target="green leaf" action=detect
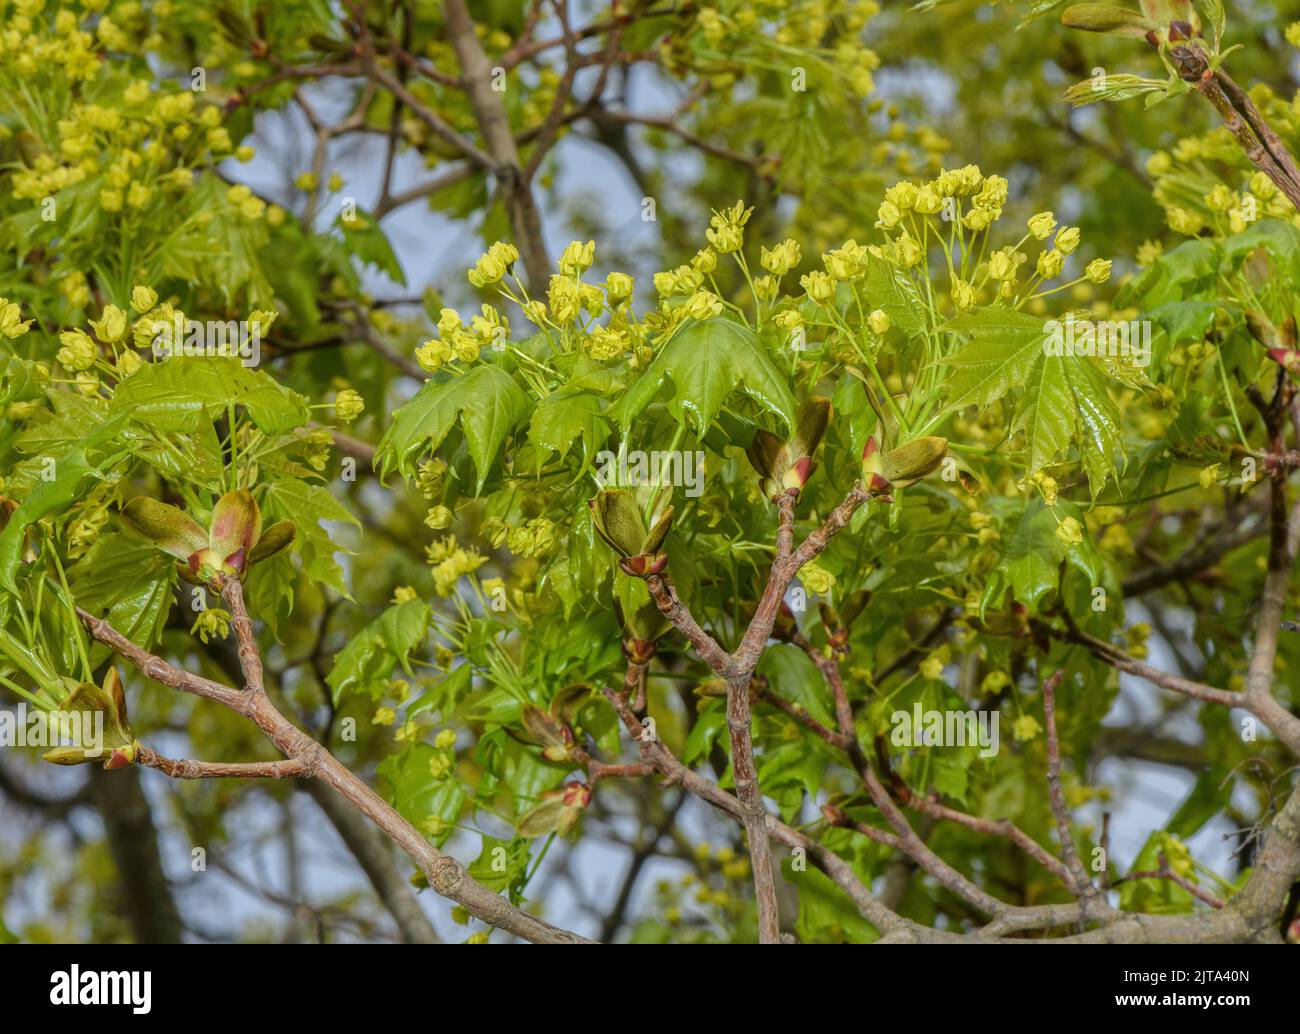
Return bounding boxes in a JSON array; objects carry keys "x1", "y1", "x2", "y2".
[
  {"x1": 112, "y1": 358, "x2": 310, "y2": 436},
  {"x1": 375, "y1": 363, "x2": 530, "y2": 490},
  {"x1": 1195, "y1": 0, "x2": 1225, "y2": 47},
  {"x1": 941, "y1": 306, "x2": 1121, "y2": 493},
  {"x1": 1061, "y1": 3, "x2": 1155, "y2": 36},
  {"x1": 611, "y1": 318, "x2": 796, "y2": 436},
  {"x1": 467, "y1": 835, "x2": 532, "y2": 900},
  {"x1": 376, "y1": 743, "x2": 465, "y2": 847},
  {"x1": 326, "y1": 597, "x2": 432, "y2": 704},
  {"x1": 69, "y1": 533, "x2": 176, "y2": 667},
  {"x1": 1117, "y1": 238, "x2": 1219, "y2": 308},
  {"x1": 1146, "y1": 300, "x2": 1218, "y2": 347},
  {"x1": 758, "y1": 643, "x2": 835, "y2": 728},
  {"x1": 528, "y1": 389, "x2": 609, "y2": 464},
  {"x1": 0, "y1": 352, "x2": 44, "y2": 407},
  {"x1": 979, "y1": 498, "x2": 1105, "y2": 615},
  {"x1": 1064, "y1": 73, "x2": 1163, "y2": 106},
  {"x1": 0, "y1": 447, "x2": 125, "y2": 593},
  {"x1": 259, "y1": 479, "x2": 358, "y2": 599},
  {"x1": 1220, "y1": 219, "x2": 1300, "y2": 281},
  {"x1": 785, "y1": 850, "x2": 879, "y2": 944},
  {"x1": 408, "y1": 663, "x2": 474, "y2": 719},
  {"x1": 860, "y1": 256, "x2": 928, "y2": 336},
  {"x1": 683, "y1": 704, "x2": 726, "y2": 765}
]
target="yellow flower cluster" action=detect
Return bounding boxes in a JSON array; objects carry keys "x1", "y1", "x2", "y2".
[
  {"x1": 679, "y1": 1, "x2": 881, "y2": 99},
  {"x1": 1147, "y1": 127, "x2": 1296, "y2": 237},
  {"x1": 0, "y1": 297, "x2": 33, "y2": 339},
  {"x1": 425, "y1": 535, "x2": 488, "y2": 596},
  {"x1": 416, "y1": 305, "x2": 510, "y2": 372}
]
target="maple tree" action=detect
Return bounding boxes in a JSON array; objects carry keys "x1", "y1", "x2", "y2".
[{"x1": 1, "y1": 0, "x2": 1299, "y2": 945}]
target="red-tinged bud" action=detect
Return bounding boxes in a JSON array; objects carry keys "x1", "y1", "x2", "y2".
[
  {"x1": 622, "y1": 639, "x2": 657, "y2": 664},
  {"x1": 785, "y1": 456, "x2": 814, "y2": 491},
  {"x1": 1010, "y1": 601, "x2": 1029, "y2": 623},
  {"x1": 829, "y1": 628, "x2": 850, "y2": 652},
  {"x1": 821, "y1": 803, "x2": 849, "y2": 827},
  {"x1": 1268, "y1": 348, "x2": 1300, "y2": 374},
  {"x1": 561, "y1": 782, "x2": 592, "y2": 809},
  {"x1": 618, "y1": 551, "x2": 670, "y2": 578},
  {"x1": 862, "y1": 435, "x2": 881, "y2": 466},
  {"x1": 105, "y1": 744, "x2": 137, "y2": 770},
  {"x1": 862, "y1": 435, "x2": 894, "y2": 494}
]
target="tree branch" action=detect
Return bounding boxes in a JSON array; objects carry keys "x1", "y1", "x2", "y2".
[{"x1": 76, "y1": 607, "x2": 592, "y2": 944}]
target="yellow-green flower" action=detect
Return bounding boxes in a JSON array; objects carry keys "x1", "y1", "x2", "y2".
[
  {"x1": 800, "y1": 562, "x2": 835, "y2": 595},
  {"x1": 425, "y1": 505, "x2": 453, "y2": 529},
  {"x1": 334, "y1": 388, "x2": 364, "y2": 422},
  {"x1": 605, "y1": 272, "x2": 634, "y2": 303},
  {"x1": 585, "y1": 324, "x2": 629, "y2": 360},
  {"x1": 950, "y1": 277, "x2": 976, "y2": 310},
  {"x1": 800, "y1": 270, "x2": 835, "y2": 306},
  {"x1": 0, "y1": 298, "x2": 33, "y2": 339},
  {"x1": 919, "y1": 654, "x2": 944, "y2": 680},
  {"x1": 682, "y1": 290, "x2": 723, "y2": 321},
  {"x1": 1055, "y1": 516, "x2": 1083, "y2": 546},
  {"x1": 1027, "y1": 211, "x2": 1056, "y2": 240},
  {"x1": 1085, "y1": 259, "x2": 1112, "y2": 284},
  {"x1": 191, "y1": 607, "x2": 232, "y2": 644},
  {"x1": 1036, "y1": 249, "x2": 1064, "y2": 279},
  {"x1": 57, "y1": 329, "x2": 98, "y2": 371},
  {"x1": 559, "y1": 239, "x2": 595, "y2": 276},
  {"x1": 761, "y1": 239, "x2": 801, "y2": 276}
]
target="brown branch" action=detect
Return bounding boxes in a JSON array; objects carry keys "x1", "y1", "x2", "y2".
[
  {"x1": 76, "y1": 607, "x2": 592, "y2": 944},
  {"x1": 1121, "y1": 509, "x2": 1265, "y2": 595},
  {"x1": 521, "y1": 0, "x2": 582, "y2": 183},
  {"x1": 1041, "y1": 669, "x2": 1104, "y2": 917},
  {"x1": 598, "y1": 684, "x2": 914, "y2": 938},
  {"x1": 907, "y1": 794, "x2": 1076, "y2": 888},
  {"x1": 643, "y1": 572, "x2": 731, "y2": 675},
  {"x1": 1051, "y1": 595, "x2": 1300, "y2": 758},
  {"x1": 443, "y1": 0, "x2": 551, "y2": 288},
  {"x1": 640, "y1": 481, "x2": 881, "y2": 942},
  {"x1": 1169, "y1": 45, "x2": 1300, "y2": 211},
  {"x1": 221, "y1": 578, "x2": 265, "y2": 695},
  {"x1": 1115, "y1": 853, "x2": 1226, "y2": 910},
  {"x1": 137, "y1": 748, "x2": 309, "y2": 780},
  {"x1": 374, "y1": 162, "x2": 475, "y2": 219}
]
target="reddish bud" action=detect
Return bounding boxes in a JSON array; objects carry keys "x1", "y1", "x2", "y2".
[
  {"x1": 622, "y1": 639, "x2": 657, "y2": 664},
  {"x1": 1268, "y1": 348, "x2": 1300, "y2": 374}
]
